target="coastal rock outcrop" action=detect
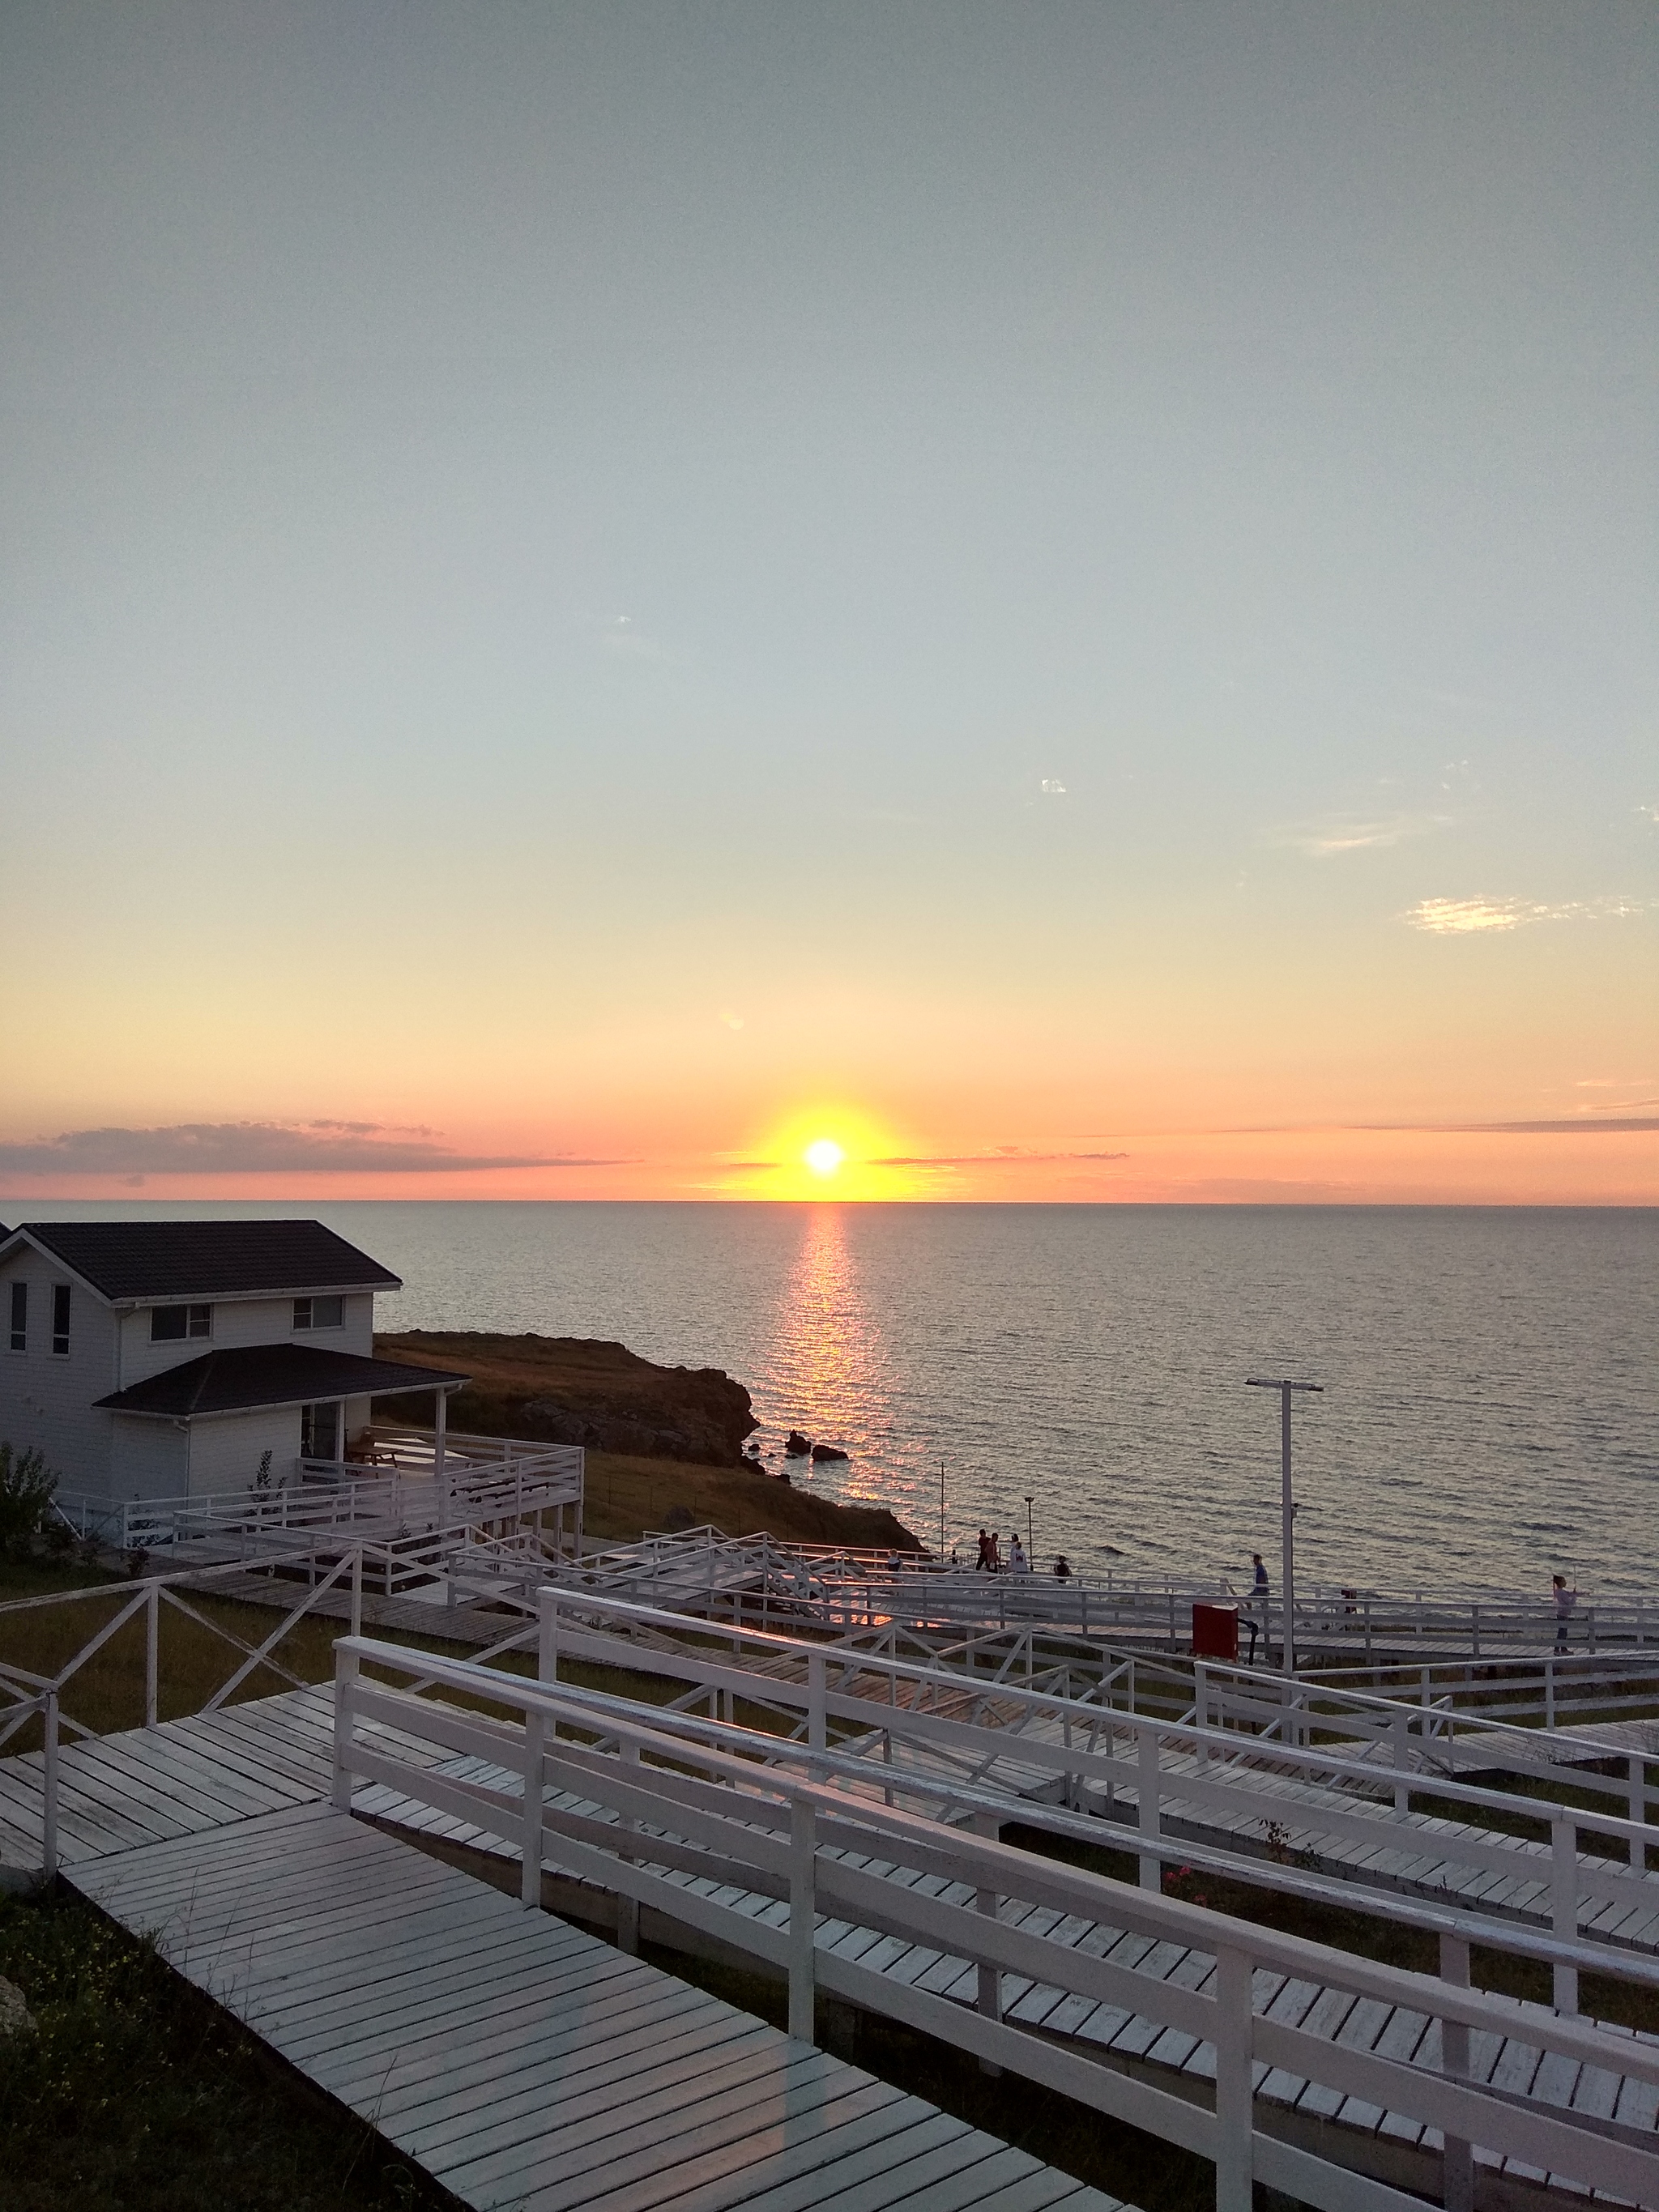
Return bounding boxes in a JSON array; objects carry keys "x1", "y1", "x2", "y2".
[
  {"x1": 809, "y1": 1442, "x2": 849, "y2": 1462},
  {"x1": 373, "y1": 1332, "x2": 759, "y2": 1468},
  {"x1": 784, "y1": 1430, "x2": 812, "y2": 1457}
]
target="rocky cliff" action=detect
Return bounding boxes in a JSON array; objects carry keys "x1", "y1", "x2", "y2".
[{"x1": 373, "y1": 1331, "x2": 759, "y2": 1467}]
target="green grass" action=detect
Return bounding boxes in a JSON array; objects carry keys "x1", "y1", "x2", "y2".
[{"x1": 0, "y1": 1886, "x2": 454, "y2": 2212}]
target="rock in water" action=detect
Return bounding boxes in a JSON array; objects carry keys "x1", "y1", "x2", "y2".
[
  {"x1": 784, "y1": 1430, "x2": 812, "y2": 1456},
  {"x1": 809, "y1": 1442, "x2": 849, "y2": 1462}
]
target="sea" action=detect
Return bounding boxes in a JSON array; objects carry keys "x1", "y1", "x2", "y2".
[{"x1": 11, "y1": 1201, "x2": 1656, "y2": 1599}]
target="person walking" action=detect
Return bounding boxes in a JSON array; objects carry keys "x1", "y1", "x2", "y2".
[
  {"x1": 1247, "y1": 1553, "x2": 1270, "y2": 1665},
  {"x1": 1009, "y1": 1533, "x2": 1028, "y2": 1576},
  {"x1": 1553, "y1": 1572, "x2": 1576, "y2": 1649},
  {"x1": 975, "y1": 1528, "x2": 995, "y2": 1572}
]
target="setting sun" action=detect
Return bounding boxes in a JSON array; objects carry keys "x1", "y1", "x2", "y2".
[{"x1": 804, "y1": 1138, "x2": 845, "y2": 1177}]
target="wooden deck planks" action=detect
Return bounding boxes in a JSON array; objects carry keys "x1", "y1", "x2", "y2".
[{"x1": 69, "y1": 1802, "x2": 1132, "y2": 2212}]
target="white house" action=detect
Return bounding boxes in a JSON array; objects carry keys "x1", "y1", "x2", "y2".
[{"x1": 0, "y1": 1219, "x2": 468, "y2": 1511}]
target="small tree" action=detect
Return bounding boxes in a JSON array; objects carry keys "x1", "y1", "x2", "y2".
[{"x1": 0, "y1": 1442, "x2": 58, "y2": 1558}]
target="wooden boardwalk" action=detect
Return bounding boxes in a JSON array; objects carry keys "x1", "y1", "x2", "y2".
[
  {"x1": 69, "y1": 1801, "x2": 1129, "y2": 2212},
  {"x1": 352, "y1": 1745, "x2": 1659, "y2": 2203}
]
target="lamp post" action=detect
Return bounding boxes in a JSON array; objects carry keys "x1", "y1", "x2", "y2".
[
  {"x1": 1023, "y1": 1494, "x2": 1034, "y2": 1562},
  {"x1": 1245, "y1": 1378, "x2": 1322, "y2": 1673},
  {"x1": 939, "y1": 1459, "x2": 947, "y2": 1558}
]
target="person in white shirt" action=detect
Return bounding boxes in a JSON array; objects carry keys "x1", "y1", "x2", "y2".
[{"x1": 1009, "y1": 1534, "x2": 1029, "y2": 1575}]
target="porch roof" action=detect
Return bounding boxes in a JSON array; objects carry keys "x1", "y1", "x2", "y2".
[{"x1": 95, "y1": 1345, "x2": 469, "y2": 1420}]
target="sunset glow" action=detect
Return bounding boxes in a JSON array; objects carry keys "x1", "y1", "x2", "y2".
[{"x1": 0, "y1": 14, "x2": 1652, "y2": 1210}]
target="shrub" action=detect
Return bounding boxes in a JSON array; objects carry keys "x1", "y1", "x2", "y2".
[{"x1": 0, "y1": 1443, "x2": 58, "y2": 1558}]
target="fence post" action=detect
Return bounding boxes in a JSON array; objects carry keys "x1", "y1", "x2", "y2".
[
  {"x1": 1391, "y1": 1708, "x2": 1410, "y2": 1816},
  {"x1": 1195, "y1": 1664, "x2": 1209, "y2": 1776},
  {"x1": 350, "y1": 1545, "x2": 363, "y2": 1641},
  {"x1": 787, "y1": 1795, "x2": 817, "y2": 2043},
  {"x1": 970, "y1": 1809, "x2": 1003, "y2": 2074},
  {"x1": 521, "y1": 1709, "x2": 544, "y2": 1907},
  {"x1": 1551, "y1": 1817, "x2": 1578, "y2": 2013},
  {"x1": 538, "y1": 1590, "x2": 558, "y2": 1682},
  {"x1": 1631, "y1": 1756, "x2": 1648, "y2": 1877},
  {"x1": 1213, "y1": 1944, "x2": 1253, "y2": 2212},
  {"x1": 807, "y1": 1652, "x2": 827, "y2": 1758},
  {"x1": 41, "y1": 1692, "x2": 59, "y2": 1879},
  {"x1": 1546, "y1": 1653, "x2": 1556, "y2": 1730},
  {"x1": 332, "y1": 1645, "x2": 359, "y2": 1812},
  {"x1": 1439, "y1": 1932, "x2": 1474, "y2": 2212},
  {"x1": 145, "y1": 1582, "x2": 160, "y2": 1729},
  {"x1": 1138, "y1": 1724, "x2": 1162, "y2": 1891}
]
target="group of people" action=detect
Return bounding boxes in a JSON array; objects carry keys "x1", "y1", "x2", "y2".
[{"x1": 962, "y1": 1528, "x2": 1073, "y2": 1579}]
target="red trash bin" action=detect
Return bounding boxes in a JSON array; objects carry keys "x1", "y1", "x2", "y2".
[{"x1": 1192, "y1": 1601, "x2": 1239, "y2": 1660}]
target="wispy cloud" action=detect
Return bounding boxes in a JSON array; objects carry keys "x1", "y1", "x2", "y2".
[
  {"x1": 597, "y1": 613, "x2": 663, "y2": 663},
  {"x1": 1405, "y1": 894, "x2": 1649, "y2": 935},
  {"x1": 871, "y1": 1149, "x2": 1129, "y2": 1167},
  {"x1": 1280, "y1": 812, "x2": 1451, "y2": 859},
  {"x1": 0, "y1": 1122, "x2": 625, "y2": 1176}
]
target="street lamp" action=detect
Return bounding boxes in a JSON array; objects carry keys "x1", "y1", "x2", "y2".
[
  {"x1": 1023, "y1": 1494, "x2": 1034, "y2": 1561},
  {"x1": 1245, "y1": 1377, "x2": 1323, "y2": 1673}
]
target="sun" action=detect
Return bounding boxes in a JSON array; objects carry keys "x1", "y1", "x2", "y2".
[{"x1": 804, "y1": 1138, "x2": 845, "y2": 1177}]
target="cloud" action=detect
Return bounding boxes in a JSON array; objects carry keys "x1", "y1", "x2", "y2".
[
  {"x1": 871, "y1": 1149, "x2": 1129, "y2": 1166},
  {"x1": 1038, "y1": 778, "x2": 1068, "y2": 796},
  {"x1": 1371, "y1": 1118, "x2": 1659, "y2": 1136},
  {"x1": 1282, "y1": 812, "x2": 1451, "y2": 859},
  {"x1": 598, "y1": 614, "x2": 663, "y2": 662},
  {"x1": 1405, "y1": 894, "x2": 1649, "y2": 934},
  {"x1": 0, "y1": 1122, "x2": 627, "y2": 1175}
]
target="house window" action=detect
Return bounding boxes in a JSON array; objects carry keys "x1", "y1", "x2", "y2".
[
  {"x1": 300, "y1": 1403, "x2": 339, "y2": 1460},
  {"x1": 293, "y1": 1295, "x2": 343, "y2": 1332},
  {"x1": 8, "y1": 1283, "x2": 24, "y2": 1353},
  {"x1": 151, "y1": 1303, "x2": 211, "y2": 1343},
  {"x1": 52, "y1": 1285, "x2": 70, "y2": 1356}
]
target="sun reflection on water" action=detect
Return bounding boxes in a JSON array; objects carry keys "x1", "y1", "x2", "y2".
[{"x1": 765, "y1": 1205, "x2": 893, "y2": 1506}]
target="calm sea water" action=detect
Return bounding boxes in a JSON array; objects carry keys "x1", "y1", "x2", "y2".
[{"x1": 15, "y1": 1201, "x2": 1656, "y2": 1597}]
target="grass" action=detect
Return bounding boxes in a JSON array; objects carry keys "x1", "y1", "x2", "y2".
[
  {"x1": 573, "y1": 1447, "x2": 923, "y2": 1553},
  {"x1": 0, "y1": 1886, "x2": 455, "y2": 2212}
]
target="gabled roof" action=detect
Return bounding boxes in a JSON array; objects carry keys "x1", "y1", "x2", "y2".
[
  {"x1": 95, "y1": 1344, "x2": 468, "y2": 1418},
  {"x1": 2, "y1": 1221, "x2": 401, "y2": 1304}
]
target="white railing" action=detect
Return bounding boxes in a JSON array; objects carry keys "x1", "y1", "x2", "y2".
[
  {"x1": 542, "y1": 1525, "x2": 1659, "y2": 1657},
  {"x1": 535, "y1": 1591, "x2": 1659, "y2": 2005},
  {"x1": 332, "y1": 1631, "x2": 1659, "y2": 2212},
  {"x1": 55, "y1": 1434, "x2": 582, "y2": 1553}
]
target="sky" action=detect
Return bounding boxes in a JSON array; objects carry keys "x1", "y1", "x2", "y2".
[{"x1": 2, "y1": 1, "x2": 1654, "y2": 1204}]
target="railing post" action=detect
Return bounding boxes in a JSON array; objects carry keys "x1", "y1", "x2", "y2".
[
  {"x1": 1213, "y1": 1944, "x2": 1253, "y2": 2212},
  {"x1": 538, "y1": 1589, "x2": 558, "y2": 1682},
  {"x1": 332, "y1": 1644, "x2": 360, "y2": 1812},
  {"x1": 145, "y1": 1581, "x2": 160, "y2": 1729},
  {"x1": 807, "y1": 1652, "x2": 826, "y2": 1758},
  {"x1": 1138, "y1": 1723, "x2": 1162, "y2": 1890},
  {"x1": 787, "y1": 1795, "x2": 817, "y2": 2043},
  {"x1": 1392, "y1": 1707, "x2": 1410, "y2": 1815},
  {"x1": 521, "y1": 1709, "x2": 544, "y2": 1907},
  {"x1": 1546, "y1": 1652, "x2": 1556, "y2": 1729},
  {"x1": 1631, "y1": 1755, "x2": 1648, "y2": 1877},
  {"x1": 971, "y1": 1809, "x2": 1003, "y2": 2074},
  {"x1": 41, "y1": 1692, "x2": 59, "y2": 1878},
  {"x1": 1551, "y1": 1816, "x2": 1578, "y2": 2013},
  {"x1": 1195, "y1": 1664, "x2": 1208, "y2": 1775},
  {"x1": 1439, "y1": 1931, "x2": 1474, "y2": 2212},
  {"x1": 350, "y1": 1545, "x2": 363, "y2": 1641}
]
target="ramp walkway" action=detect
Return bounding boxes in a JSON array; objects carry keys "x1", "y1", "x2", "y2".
[{"x1": 67, "y1": 1801, "x2": 1128, "y2": 2212}]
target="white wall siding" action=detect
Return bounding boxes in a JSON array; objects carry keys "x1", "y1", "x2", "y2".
[
  {"x1": 186, "y1": 1406, "x2": 303, "y2": 1497},
  {"x1": 109, "y1": 1417, "x2": 188, "y2": 1502},
  {"x1": 0, "y1": 1244, "x2": 117, "y2": 1492},
  {"x1": 117, "y1": 1287, "x2": 377, "y2": 1383}
]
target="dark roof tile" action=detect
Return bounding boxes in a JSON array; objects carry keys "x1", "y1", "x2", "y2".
[
  {"x1": 6, "y1": 1221, "x2": 400, "y2": 1302},
  {"x1": 95, "y1": 1344, "x2": 467, "y2": 1417}
]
